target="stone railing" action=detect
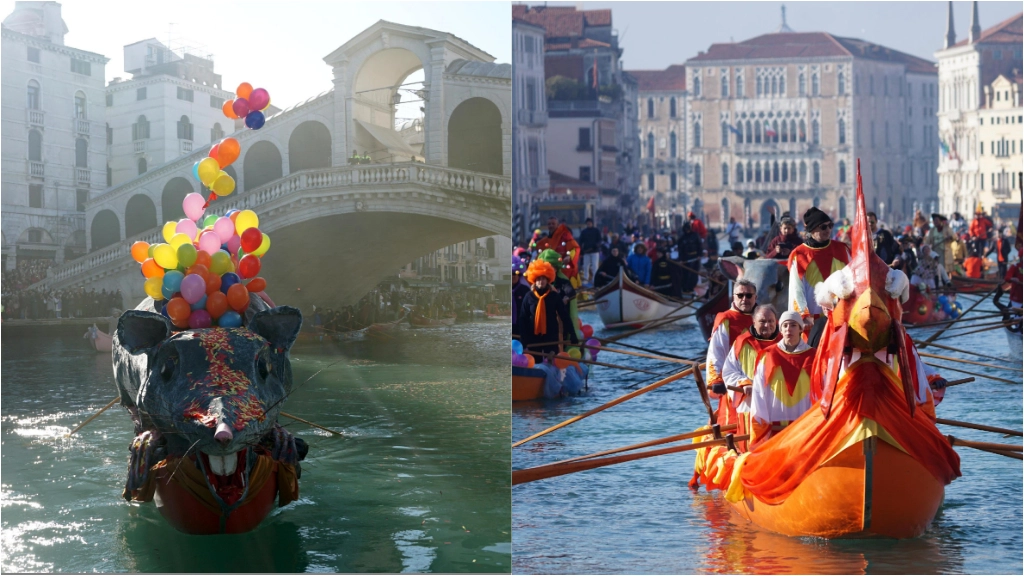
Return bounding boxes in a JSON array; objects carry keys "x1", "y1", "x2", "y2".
[
  {"x1": 27, "y1": 109, "x2": 44, "y2": 126},
  {"x1": 180, "y1": 140, "x2": 193, "y2": 155},
  {"x1": 733, "y1": 181, "x2": 821, "y2": 195},
  {"x1": 133, "y1": 140, "x2": 146, "y2": 154},
  {"x1": 74, "y1": 118, "x2": 90, "y2": 135},
  {"x1": 29, "y1": 160, "x2": 44, "y2": 178},
  {"x1": 75, "y1": 167, "x2": 90, "y2": 184},
  {"x1": 40, "y1": 162, "x2": 509, "y2": 289}
]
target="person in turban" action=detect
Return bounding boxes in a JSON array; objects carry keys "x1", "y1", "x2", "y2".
[{"x1": 519, "y1": 260, "x2": 578, "y2": 362}]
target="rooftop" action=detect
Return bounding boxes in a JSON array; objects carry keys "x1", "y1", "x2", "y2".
[
  {"x1": 952, "y1": 12, "x2": 1023, "y2": 48},
  {"x1": 512, "y1": 5, "x2": 612, "y2": 38},
  {"x1": 628, "y1": 64, "x2": 687, "y2": 91}
]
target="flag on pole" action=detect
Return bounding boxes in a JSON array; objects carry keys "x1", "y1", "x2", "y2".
[
  {"x1": 592, "y1": 50, "x2": 599, "y2": 89},
  {"x1": 939, "y1": 138, "x2": 950, "y2": 158},
  {"x1": 728, "y1": 123, "x2": 743, "y2": 136},
  {"x1": 764, "y1": 120, "x2": 777, "y2": 138},
  {"x1": 646, "y1": 195, "x2": 656, "y2": 214}
]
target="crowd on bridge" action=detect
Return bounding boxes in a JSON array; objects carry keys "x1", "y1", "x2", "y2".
[
  {"x1": 2, "y1": 260, "x2": 124, "y2": 320},
  {"x1": 308, "y1": 285, "x2": 500, "y2": 335}
]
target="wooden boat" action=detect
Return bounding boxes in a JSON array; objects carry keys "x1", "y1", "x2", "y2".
[
  {"x1": 950, "y1": 274, "x2": 1001, "y2": 294},
  {"x1": 409, "y1": 310, "x2": 456, "y2": 328},
  {"x1": 512, "y1": 366, "x2": 547, "y2": 401},
  {"x1": 485, "y1": 303, "x2": 512, "y2": 321},
  {"x1": 84, "y1": 325, "x2": 113, "y2": 352},
  {"x1": 593, "y1": 268, "x2": 684, "y2": 329}
]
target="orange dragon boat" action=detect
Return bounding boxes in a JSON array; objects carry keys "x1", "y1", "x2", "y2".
[{"x1": 695, "y1": 162, "x2": 961, "y2": 539}]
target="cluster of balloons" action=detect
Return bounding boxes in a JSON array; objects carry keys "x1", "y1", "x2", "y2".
[
  {"x1": 192, "y1": 137, "x2": 239, "y2": 199},
  {"x1": 937, "y1": 294, "x2": 963, "y2": 320},
  {"x1": 222, "y1": 82, "x2": 271, "y2": 130},
  {"x1": 131, "y1": 193, "x2": 272, "y2": 330},
  {"x1": 510, "y1": 340, "x2": 537, "y2": 368}
]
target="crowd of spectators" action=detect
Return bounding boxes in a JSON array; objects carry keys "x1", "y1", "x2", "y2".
[{"x1": 2, "y1": 259, "x2": 122, "y2": 320}]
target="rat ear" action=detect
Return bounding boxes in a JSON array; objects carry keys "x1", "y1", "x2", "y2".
[
  {"x1": 116, "y1": 310, "x2": 172, "y2": 353},
  {"x1": 249, "y1": 306, "x2": 303, "y2": 352}
]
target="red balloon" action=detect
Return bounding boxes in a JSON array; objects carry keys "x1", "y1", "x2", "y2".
[
  {"x1": 226, "y1": 283, "x2": 250, "y2": 312},
  {"x1": 205, "y1": 273, "x2": 222, "y2": 295},
  {"x1": 205, "y1": 291, "x2": 228, "y2": 319},
  {"x1": 581, "y1": 325, "x2": 594, "y2": 339},
  {"x1": 246, "y1": 277, "x2": 267, "y2": 292},
  {"x1": 167, "y1": 297, "x2": 191, "y2": 324},
  {"x1": 209, "y1": 144, "x2": 220, "y2": 160},
  {"x1": 238, "y1": 254, "x2": 262, "y2": 279},
  {"x1": 195, "y1": 250, "x2": 212, "y2": 270},
  {"x1": 240, "y1": 227, "x2": 263, "y2": 253}
]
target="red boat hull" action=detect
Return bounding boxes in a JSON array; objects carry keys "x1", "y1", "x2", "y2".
[{"x1": 152, "y1": 462, "x2": 280, "y2": 535}]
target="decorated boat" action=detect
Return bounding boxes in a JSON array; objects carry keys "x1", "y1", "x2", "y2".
[
  {"x1": 512, "y1": 366, "x2": 547, "y2": 401},
  {"x1": 83, "y1": 324, "x2": 113, "y2": 353},
  {"x1": 593, "y1": 268, "x2": 684, "y2": 329}
]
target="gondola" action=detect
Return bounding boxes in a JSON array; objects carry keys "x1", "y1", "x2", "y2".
[{"x1": 592, "y1": 268, "x2": 686, "y2": 329}]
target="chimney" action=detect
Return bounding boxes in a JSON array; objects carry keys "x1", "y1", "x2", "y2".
[
  {"x1": 944, "y1": 0, "x2": 956, "y2": 49},
  {"x1": 41, "y1": 2, "x2": 66, "y2": 46},
  {"x1": 969, "y1": 0, "x2": 981, "y2": 43}
]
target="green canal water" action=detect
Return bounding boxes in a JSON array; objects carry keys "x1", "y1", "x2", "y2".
[{"x1": 1, "y1": 322, "x2": 510, "y2": 573}]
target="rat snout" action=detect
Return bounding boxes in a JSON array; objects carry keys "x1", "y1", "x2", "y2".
[{"x1": 215, "y1": 421, "x2": 233, "y2": 445}]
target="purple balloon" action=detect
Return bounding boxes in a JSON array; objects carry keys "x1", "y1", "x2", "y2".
[
  {"x1": 511, "y1": 353, "x2": 528, "y2": 368},
  {"x1": 232, "y1": 97, "x2": 250, "y2": 118},
  {"x1": 248, "y1": 88, "x2": 270, "y2": 111},
  {"x1": 188, "y1": 309, "x2": 212, "y2": 329},
  {"x1": 180, "y1": 273, "x2": 206, "y2": 304},
  {"x1": 244, "y1": 110, "x2": 265, "y2": 130}
]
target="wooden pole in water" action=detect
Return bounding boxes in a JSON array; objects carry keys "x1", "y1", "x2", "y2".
[
  {"x1": 937, "y1": 418, "x2": 1022, "y2": 437},
  {"x1": 66, "y1": 397, "x2": 119, "y2": 437},
  {"x1": 917, "y1": 351, "x2": 1022, "y2": 373},
  {"x1": 916, "y1": 287, "x2": 997, "y2": 349},
  {"x1": 551, "y1": 424, "x2": 737, "y2": 465},
  {"x1": 279, "y1": 412, "x2": 344, "y2": 437},
  {"x1": 913, "y1": 340, "x2": 1013, "y2": 363},
  {"x1": 530, "y1": 351, "x2": 665, "y2": 375},
  {"x1": 947, "y1": 435, "x2": 1023, "y2": 453},
  {"x1": 511, "y1": 364, "x2": 704, "y2": 448},
  {"x1": 923, "y1": 362, "x2": 1019, "y2": 385}
]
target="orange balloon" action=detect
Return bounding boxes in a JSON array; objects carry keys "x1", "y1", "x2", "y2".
[
  {"x1": 226, "y1": 283, "x2": 249, "y2": 312},
  {"x1": 166, "y1": 297, "x2": 191, "y2": 323},
  {"x1": 222, "y1": 99, "x2": 238, "y2": 119},
  {"x1": 229, "y1": 212, "x2": 240, "y2": 224},
  {"x1": 246, "y1": 277, "x2": 267, "y2": 292},
  {"x1": 205, "y1": 273, "x2": 222, "y2": 295},
  {"x1": 553, "y1": 353, "x2": 571, "y2": 370},
  {"x1": 525, "y1": 354, "x2": 536, "y2": 368},
  {"x1": 205, "y1": 291, "x2": 228, "y2": 319},
  {"x1": 131, "y1": 241, "x2": 150, "y2": 263},
  {"x1": 236, "y1": 82, "x2": 253, "y2": 99},
  {"x1": 215, "y1": 138, "x2": 240, "y2": 168},
  {"x1": 186, "y1": 264, "x2": 210, "y2": 281},
  {"x1": 141, "y1": 258, "x2": 165, "y2": 279},
  {"x1": 194, "y1": 250, "x2": 212, "y2": 270}
]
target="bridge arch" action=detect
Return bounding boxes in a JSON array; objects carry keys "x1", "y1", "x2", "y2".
[
  {"x1": 448, "y1": 97, "x2": 502, "y2": 175},
  {"x1": 161, "y1": 177, "x2": 194, "y2": 223},
  {"x1": 91, "y1": 210, "x2": 121, "y2": 250},
  {"x1": 125, "y1": 194, "x2": 157, "y2": 237},
  {"x1": 289, "y1": 121, "x2": 332, "y2": 173},
  {"x1": 243, "y1": 141, "x2": 283, "y2": 192}
]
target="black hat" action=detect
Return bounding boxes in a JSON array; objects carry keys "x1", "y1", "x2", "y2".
[
  {"x1": 803, "y1": 207, "x2": 832, "y2": 231},
  {"x1": 930, "y1": 213, "x2": 946, "y2": 220}
]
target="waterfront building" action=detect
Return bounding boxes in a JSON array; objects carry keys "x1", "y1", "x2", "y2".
[{"x1": 512, "y1": 17, "x2": 549, "y2": 243}]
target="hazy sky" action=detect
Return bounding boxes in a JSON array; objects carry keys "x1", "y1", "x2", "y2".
[
  {"x1": 3, "y1": 1, "x2": 511, "y2": 109},
  {"x1": 544, "y1": 1, "x2": 1022, "y2": 71}
]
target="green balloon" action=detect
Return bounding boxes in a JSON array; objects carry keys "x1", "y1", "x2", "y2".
[
  {"x1": 177, "y1": 242, "x2": 198, "y2": 268},
  {"x1": 202, "y1": 214, "x2": 219, "y2": 229}
]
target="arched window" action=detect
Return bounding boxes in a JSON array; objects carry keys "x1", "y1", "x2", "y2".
[
  {"x1": 721, "y1": 74, "x2": 729, "y2": 98},
  {"x1": 763, "y1": 162, "x2": 771, "y2": 182},
  {"x1": 27, "y1": 80, "x2": 40, "y2": 110},
  {"x1": 812, "y1": 161, "x2": 821, "y2": 184},
  {"x1": 772, "y1": 120, "x2": 779, "y2": 143},
  {"x1": 838, "y1": 71, "x2": 846, "y2": 94},
  {"x1": 693, "y1": 73, "x2": 701, "y2": 97},
  {"x1": 780, "y1": 75, "x2": 786, "y2": 96},
  {"x1": 75, "y1": 138, "x2": 87, "y2": 168},
  {"x1": 693, "y1": 164, "x2": 702, "y2": 186},
  {"x1": 811, "y1": 119, "x2": 820, "y2": 144},
  {"x1": 177, "y1": 115, "x2": 193, "y2": 141},
  {"x1": 670, "y1": 132, "x2": 677, "y2": 157},
  {"x1": 693, "y1": 122, "x2": 701, "y2": 147},
  {"x1": 756, "y1": 76, "x2": 763, "y2": 97},
  {"x1": 722, "y1": 162, "x2": 729, "y2": 186},
  {"x1": 138, "y1": 157, "x2": 147, "y2": 175},
  {"x1": 745, "y1": 120, "x2": 752, "y2": 143},
  {"x1": 781, "y1": 119, "x2": 789, "y2": 143},
  {"x1": 799, "y1": 161, "x2": 807, "y2": 182},
  {"x1": 771, "y1": 76, "x2": 777, "y2": 96},
  {"x1": 736, "y1": 121, "x2": 744, "y2": 143},
  {"x1": 669, "y1": 97, "x2": 676, "y2": 118},
  {"x1": 754, "y1": 161, "x2": 762, "y2": 183},
  {"x1": 721, "y1": 122, "x2": 729, "y2": 147},
  {"x1": 811, "y1": 74, "x2": 820, "y2": 96},
  {"x1": 74, "y1": 91, "x2": 86, "y2": 119},
  {"x1": 28, "y1": 129, "x2": 42, "y2": 161},
  {"x1": 799, "y1": 74, "x2": 806, "y2": 96},
  {"x1": 746, "y1": 162, "x2": 753, "y2": 183},
  {"x1": 736, "y1": 162, "x2": 744, "y2": 183},
  {"x1": 133, "y1": 115, "x2": 149, "y2": 140},
  {"x1": 839, "y1": 160, "x2": 847, "y2": 184},
  {"x1": 670, "y1": 171, "x2": 677, "y2": 190},
  {"x1": 772, "y1": 161, "x2": 780, "y2": 182},
  {"x1": 737, "y1": 74, "x2": 744, "y2": 98},
  {"x1": 647, "y1": 98, "x2": 654, "y2": 119},
  {"x1": 754, "y1": 121, "x2": 762, "y2": 144},
  {"x1": 647, "y1": 132, "x2": 655, "y2": 157},
  {"x1": 798, "y1": 119, "x2": 806, "y2": 142},
  {"x1": 789, "y1": 119, "x2": 796, "y2": 142},
  {"x1": 838, "y1": 118, "x2": 846, "y2": 144},
  {"x1": 781, "y1": 162, "x2": 789, "y2": 182},
  {"x1": 839, "y1": 196, "x2": 847, "y2": 219},
  {"x1": 722, "y1": 198, "x2": 730, "y2": 225},
  {"x1": 647, "y1": 172, "x2": 655, "y2": 190},
  {"x1": 211, "y1": 122, "x2": 224, "y2": 142}
]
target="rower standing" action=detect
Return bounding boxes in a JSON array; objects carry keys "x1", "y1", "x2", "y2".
[
  {"x1": 748, "y1": 311, "x2": 815, "y2": 449},
  {"x1": 787, "y1": 207, "x2": 850, "y2": 331}
]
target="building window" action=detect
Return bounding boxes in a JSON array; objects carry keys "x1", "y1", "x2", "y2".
[
  {"x1": 772, "y1": 161, "x2": 780, "y2": 182},
  {"x1": 648, "y1": 172, "x2": 655, "y2": 190},
  {"x1": 138, "y1": 157, "x2": 148, "y2": 175},
  {"x1": 781, "y1": 120, "x2": 789, "y2": 143},
  {"x1": 736, "y1": 162, "x2": 744, "y2": 183},
  {"x1": 799, "y1": 161, "x2": 807, "y2": 182},
  {"x1": 721, "y1": 123, "x2": 729, "y2": 147},
  {"x1": 579, "y1": 166, "x2": 591, "y2": 182},
  {"x1": 75, "y1": 138, "x2": 88, "y2": 168},
  {"x1": 74, "y1": 91, "x2": 87, "y2": 119},
  {"x1": 839, "y1": 160, "x2": 847, "y2": 184},
  {"x1": 798, "y1": 74, "x2": 806, "y2": 97},
  {"x1": 838, "y1": 71, "x2": 846, "y2": 95},
  {"x1": 798, "y1": 120, "x2": 806, "y2": 142},
  {"x1": 29, "y1": 184, "x2": 43, "y2": 208},
  {"x1": 693, "y1": 122, "x2": 701, "y2": 147},
  {"x1": 578, "y1": 127, "x2": 591, "y2": 150},
  {"x1": 838, "y1": 118, "x2": 846, "y2": 144},
  {"x1": 811, "y1": 73, "x2": 819, "y2": 96},
  {"x1": 70, "y1": 58, "x2": 91, "y2": 75},
  {"x1": 721, "y1": 73, "x2": 729, "y2": 98},
  {"x1": 670, "y1": 171, "x2": 677, "y2": 190},
  {"x1": 781, "y1": 162, "x2": 789, "y2": 181},
  {"x1": 137, "y1": 87, "x2": 147, "y2": 101},
  {"x1": 722, "y1": 163, "x2": 729, "y2": 186},
  {"x1": 177, "y1": 115, "x2": 193, "y2": 141},
  {"x1": 693, "y1": 73, "x2": 701, "y2": 97},
  {"x1": 812, "y1": 119, "x2": 820, "y2": 144},
  {"x1": 884, "y1": 121, "x2": 890, "y2": 147},
  {"x1": 746, "y1": 162, "x2": 753, "y2": 182},
  {"x1": 647, "y1": 98, "x2": 654, "y2": 119},
  {"x1": 105, "y1": 93, "x2": 113, "y2": 106},
  {"x1": 736, "y1": 73, "x2": 744, "y2": 98},
  {"x1": 28, "y1": 129, "x2": 42, "y2": 161},
  {"x1": 211, "y1": 123, "x2": 225, "y2": 142},
  {"x1": 670, "y1": 132, "x2": 677, "y2": 157},
  {"x1": 28, "y1": 230, "x2": 43, "y2": 243},
  {"x1": 812, "y1": 162, "x2": 820, "y2": 184},
  {"x1": 177, "y1": 87, "x2": 194, "y2": 102},
  {"x1": 106, "y1": 123, "x2": 112, "y2": 145},
  {"x1": 754, "y1": 161, "x2": 762, "y2": 183},
  {"x1": 669, "y1": 97, "x2": 676, "y2": 118},
  {"x1": 106, "y1": 165, "x2": 111, "y2": 187},
  {"x1": 694, "y1": 164, "x2": 702, "y2": 187},
  {"x1": 646, "y1": 132, "x2": 654, "y2": 157},
  {"x1": 133, "y1": 115, "x2": 150, "y2": 140},
  {"x1": 27, "y1": 47, "x2": 40, "y2": 63},
  {"x1": 77, "y1": 188, "x2": 88, "y2": 211},
  {"x1": 27, "y1": 80, "x2": 40, "y2": 109},
  {"x1": 211, "y1": 95, "x2": 224, "y2": 109},
  {"x1": 762, "y1": 162, "x2": 770, "y2": 182}
]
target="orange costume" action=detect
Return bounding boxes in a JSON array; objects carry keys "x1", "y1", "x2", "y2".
[
  {"x1": 748, "y1": 342, "x2": 815, "y2": 449},
  {"x1": 717, "y1": 329, "x2": 781, "y2": 451},
  {"x1": 705, "y1": 308, "x2": 754, "y2": 388},
  {"x1": 536, "y1": 224, "x2": 581, "y2": 280},
  {"x1": 787, "y1": 240, "x2": 850, "y2": 320}
]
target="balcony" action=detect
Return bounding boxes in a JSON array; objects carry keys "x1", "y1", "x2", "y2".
[
  {"x1": 733, "y1": 180, "x2": 821, "y2": 196},
  {"x1": 993, "y1": 187, "x2": 1013, "y2": 199},
  {"x1": 73, "y1": 118, "x2": 90, "y2": 135},
  {"x1": 732, "y1": 141, "x2": 817, "y2": 155},
  {"x1": 547, "y1": 100, "x2": 618, "y2": 118},
  {"x1": 28, "y1": 160, "x2": 44, "y2": 178},
  {"x1": 75, "y1": 167, "x2": 90, "y2": 185},
  {"x1": 517, "y1": 109, "x2": 547, "y2": 126},
  {"x1": 26, "y1": 109, "x2": 44, "y2": 127},
  {"x1": 133, "y1": 140, "x2": 146, "y2": 154},
  {"x1": 179, "y1": 139, "x2": 193, "y2": 155}
]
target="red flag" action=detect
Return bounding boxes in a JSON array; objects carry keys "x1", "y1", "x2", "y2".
[
  {"x1": 646, "y1": 195, "x2": 655, "y2": 213},
  {"x1": 592, "y1": 51, "x2": 598, "y2": 89}
]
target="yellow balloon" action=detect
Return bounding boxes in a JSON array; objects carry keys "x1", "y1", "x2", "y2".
[
  {"x1": 252, "y1": 233, "x2": 271, "y2": 257},
  {"x1": 152, "y1": 243, "x2": 178, "y2": 269},
  {"x1": 234, "y1": 210, "x2": 259, "y2": 235},
  {"x1": 144, "y1": 277, "x2": 163, "y2": 299},
  {"x1": 162, "y1": 221, "x2": 177, "y2": 243},
  {"x1": 197, "y1": 157, "x2": 220, "y2": 187},
  {"x1": 211, "y1": 172, "x2": 236, "y2": 196},
  {"x1": 169, "y1": 233, "x2": 192, "y2": 250},
  {"x1": 210, "y1": 251, "x2": 232, "y2": 275}
]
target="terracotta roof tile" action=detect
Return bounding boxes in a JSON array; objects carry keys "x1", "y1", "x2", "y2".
[
  {"x1": 953, "y1": 12, "x2": 1023, "y2": 47},
  {"x1": 511, "y1": 5, "x2": 612, "y2": 39},
  {"x1": 627, "y1": 65, "x2": 687, "y2": 91},
  {"x1": 832, "y1": 36, "x2": 937, "y2": 74}
]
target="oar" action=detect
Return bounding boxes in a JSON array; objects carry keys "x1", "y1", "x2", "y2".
[
  {"x1": 279, "y1": 412, "x2": 344, "y2": 437},
  {"x1": 924, "y1": 362, "x2": 1019, "y2": 385},
  {"x1": 512, "y1": 364, "x2": 703, "y2": 448},
  {"x1": 529, "y1": 351, "x2": 664, "y2": 375},
  {"x1": 947, "y1": 435, "x2": 1023, "y2": 460},
  {"x1": 907, "y1": 311, "x2": 1012, "y2": 329},
  {"x1": 65, "y1": 397, "x2": 119, "y2": 437},
  {"x1": 917, "y1": 351, "x2": 1022, "y2": 373},
  {"x1": 913, "y1": 340, "x2": 1013, "y2": 363},
  {"x1": 512, "y1": 434, "x2": 749, "y2": 485},
  {"x1": 583, "y1": 344, "x2": 697, "y2": 365},
  {"x1": 917, "y1": 287, "x2": 997, "y2": 349},
  {"x1": 936, "y1": 418, "x2": 1022, "y2": 437},
  {"x1": 551, "y1": 425, "x2": 737, "y2": 465},
  {"x1": 595, "y1": 339, "x2": 693, "y2": 361},
  {"x1": 928, "y1": 320, "x2": 1018, "y2": 342},
  {"x1": 943, "y1": 377, "x2": 976, "y2": 387},
  {"x1": 603, "y1": 311, "x2": 696, "y2": 343}
]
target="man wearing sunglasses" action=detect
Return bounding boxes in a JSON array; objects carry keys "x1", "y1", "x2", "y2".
[
  {"x1": 787, "y1": 207, "x2": 851, "y2": 329},
  {"x1": 705, "y1": 279, "x2": 758, "y2": 420}
]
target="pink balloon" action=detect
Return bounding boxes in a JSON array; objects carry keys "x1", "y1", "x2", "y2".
[
  {"x1": 198, "y1": 230, "x2": 221, "y2": 254},
  {"x1": 188, "y1": 309, "x2": 212, "y2": 329},
  {"x1": 176, "y1": 218, "x2": 198, "y2": 240},
  {"x1": 248, "y1": 88, "x2": 270, "y2": 111},
  {"x1": 180, "y1": 273, "x2": 206, "y2": 304},
  {"x1": 232, "y1": 98, "x2": 250, "y2": 118},
  {"x1": 213, "y1": 217, "x2": 235, "y2": 244},
  {"x1": 182, "y1": 193, "x2": 205, "y2": 222},
  {"x1": 227, "y1": 233, "x2": 241, "y2": 256}
]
